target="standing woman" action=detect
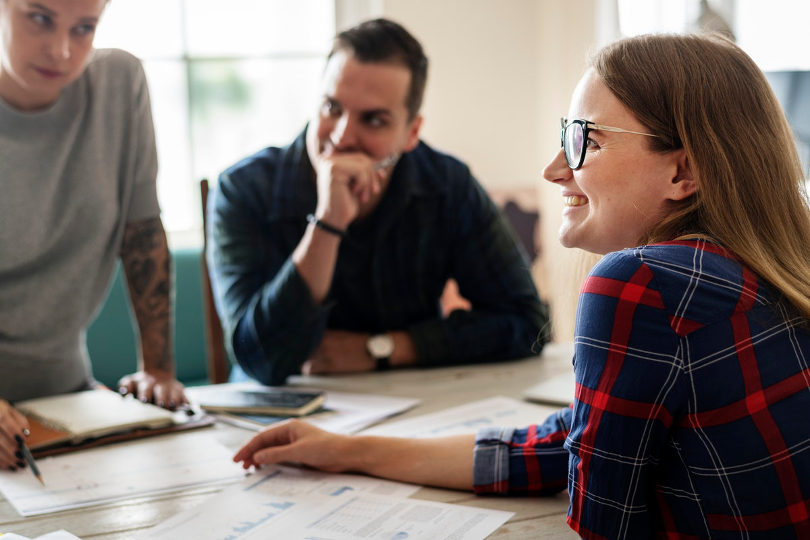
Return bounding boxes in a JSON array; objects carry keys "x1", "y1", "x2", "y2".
[
  {"x1": 0, "y1": 0, "x2": 186, "y2": 470},
  {"x1": 234, "y1": 33, "x2": 810, "y2": 539}
]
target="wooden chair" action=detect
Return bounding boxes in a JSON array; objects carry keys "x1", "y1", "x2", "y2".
[{"x1": 200, "y1": 179, "x2": 230, "y2": 383}]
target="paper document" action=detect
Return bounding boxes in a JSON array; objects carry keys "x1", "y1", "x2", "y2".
[
  {"x1": 189, "y1": 384, "x2": 419, "y2": 434},
  {"x1": 0, "y1": 532, "x2": 81, "y2": 540},
  {"x1": 143, "y1": 466, "x2": 511, "y2": 540},
  {"x1": 522, "y1": 370, "x2": 575, "y2": 406},
  {"x1": 362, "y1": 396, "x2": 561, "y2": 438},
  {"x1": 0, "y1": 431, "x2": 245, "y2": 516}
]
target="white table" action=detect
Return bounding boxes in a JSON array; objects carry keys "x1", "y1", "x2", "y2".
[{"x1": 0, "y1": 343, "x2": 578, "y2": 539}]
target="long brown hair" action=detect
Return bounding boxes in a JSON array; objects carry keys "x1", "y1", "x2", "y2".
[{"x1": 592, "y1": 33, "x2": 810, "y2": 318}]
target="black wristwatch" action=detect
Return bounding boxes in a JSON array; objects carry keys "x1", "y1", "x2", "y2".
[{"x1": 366, "y1": 334, "x2": 394, "y2": 371}]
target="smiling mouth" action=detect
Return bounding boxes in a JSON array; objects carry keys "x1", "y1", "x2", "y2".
[
  {"x1": 564, "y1": 195, "x2": 588, "y2": 207},
  {"x1": 34, "y1": 67, "x2": 64, "y2": 79}
]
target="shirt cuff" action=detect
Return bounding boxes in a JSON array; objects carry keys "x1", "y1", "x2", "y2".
[
  {"x1": 473, "y1": 426, "x2": 515, "y2": 494},
  {"x1": 408, "y1": 318, "x2": 451, "y2": 366}
]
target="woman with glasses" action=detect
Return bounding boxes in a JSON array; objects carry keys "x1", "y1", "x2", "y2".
[
  {"x1": 0, "y1": 0, "x2": 186, "y2": 470},
  {"x1": 235, "y1": 33, "x2": 810, "y2": 538}
]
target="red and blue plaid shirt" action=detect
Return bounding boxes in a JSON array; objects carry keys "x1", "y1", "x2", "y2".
[{"x1": 474, "y1": 239, "x2": 810, "y2": 539}]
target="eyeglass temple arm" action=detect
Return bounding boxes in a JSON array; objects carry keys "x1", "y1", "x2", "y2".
[{"x1": 588, "y1": 123, "x2": 658, "y2": 138}]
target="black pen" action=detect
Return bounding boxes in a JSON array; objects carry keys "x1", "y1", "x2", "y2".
[{"x1": 19, "y1": 435, "x2": 44, "y2": 486}]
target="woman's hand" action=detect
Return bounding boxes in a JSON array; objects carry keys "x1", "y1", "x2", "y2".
[
  {"x1": 233, "y1": 420, "x2": 354, "y2": 473},
  {"x1": 234, "y1": 420, "x2": 476, "y2": 491},
  {"x1": 116, "y1": 370, "x2": 187, "y2": 410},
  {"x1": 0, "y1": 399, "x2": 29, "y2": 470}
]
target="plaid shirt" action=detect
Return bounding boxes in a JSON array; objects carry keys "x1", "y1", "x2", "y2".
[
  {"x1": 474, "y1": 240, "x2": 810, "y2": 539},
  {"x1": 208, "y1": 129, "x2": 549, "y2": 385}
]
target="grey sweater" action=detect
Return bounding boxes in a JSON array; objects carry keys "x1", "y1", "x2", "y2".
[{"x1": 0, "y1": 49, "x2": 160, "y2": 401}]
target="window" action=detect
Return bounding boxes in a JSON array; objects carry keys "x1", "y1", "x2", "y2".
[
  {"x1": 616, "y1": 0, "x2": 810, "y2": 179},
  {"x1": 94, "y1": 0, "x2": 335, "y2": 245}
]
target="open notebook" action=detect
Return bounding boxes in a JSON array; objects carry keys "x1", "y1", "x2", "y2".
[{"x1": 16, "y1": 388, "x2": 177, "y2": 451}]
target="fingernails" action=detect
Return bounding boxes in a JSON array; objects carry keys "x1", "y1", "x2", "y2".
[
  {"x1": 8, "y1": 466, "x2": 16, "y2": 472},
  {"x1": 118, "y1": 387, "x2": 128, "y2": 396},
  {"x1": 22, "y1": 428, "x2": 30, "y2": 437},
  {"x1": 16, "y1": 461, "x2": 25, "y2": 468},
  {"x1": 14, "y1": 435, "x2": 22, "y2": 446},
  {"x1": 14, "y1": 451, "x2": 22, "y2": 459}
]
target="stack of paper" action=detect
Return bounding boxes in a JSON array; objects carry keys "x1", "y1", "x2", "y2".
[
  {"x1": 141, "y1": 465, "x2": 513, "y2": 540},
  {"x1": 362, "y1": 396, "x2": 560, "y2": 438},
  {"x1": 0, "y1": 431, "x2": 245, "y2": 516},
  {"x1": 0, "y1": 531, "x2": 81, "y2": 540}
]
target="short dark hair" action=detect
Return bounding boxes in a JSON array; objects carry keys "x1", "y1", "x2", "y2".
[{"x1": 329, "y1": 18, "x2": 428, "y2": 120}]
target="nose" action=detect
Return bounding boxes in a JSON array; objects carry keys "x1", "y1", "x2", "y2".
[
  {"x1": 542, "y1": 149, "x2": 572, "y2": 184},
  {"x1": 329, "y1": 114, "x2": 359, "y2": 151},
  {"x1": 46, "y1": 32, "x2": 71, "y2": 61}
]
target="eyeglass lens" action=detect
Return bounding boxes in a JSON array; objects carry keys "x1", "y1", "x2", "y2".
[{"x1": 563, "y1": 122, "x2": 584, "y2": 169}]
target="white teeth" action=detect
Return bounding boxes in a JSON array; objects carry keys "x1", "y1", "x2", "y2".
[{"x1": 564, "y1": 195, "x2": 588, "y2": 207}]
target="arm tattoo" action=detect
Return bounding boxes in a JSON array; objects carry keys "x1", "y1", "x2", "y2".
[{"x1": 121, "y1": 217, "x2": 174, "y2": 373}]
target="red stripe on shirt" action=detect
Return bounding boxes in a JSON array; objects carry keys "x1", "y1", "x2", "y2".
[
  {"x1": 730, "y1": 267, "x2": 808, "y2": 537},
  {"x1": 708, "y1": 498, "x2": 810, "y2": 531},
  {"x1": 581, "y1": 276, "x2": 665, "y2": 309},
  {"x1": 575, "y1": 383, "x2": 674, "y2": 425},
  {"x1": 571, "y1": 263, "x2": 656, "y2": 526},
  {"x1": 681, "y1": 367, "x2": 810, "y2": 427}
]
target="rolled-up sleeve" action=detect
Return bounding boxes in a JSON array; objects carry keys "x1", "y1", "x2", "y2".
[{"x1": 473, "y1": 407, "x2": 571, "y2": 495}]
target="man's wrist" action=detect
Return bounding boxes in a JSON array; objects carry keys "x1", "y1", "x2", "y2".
[
  {"x1": 367, "y1": 333, "x2": 394, "y2": 371},
  {"x1": 307, "y1": 214, "x2": 347, "y2": 238}
]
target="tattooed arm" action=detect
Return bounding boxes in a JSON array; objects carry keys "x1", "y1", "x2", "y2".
[{"x1": 117, "y1": 217, "x2": 186, "y2": 408}]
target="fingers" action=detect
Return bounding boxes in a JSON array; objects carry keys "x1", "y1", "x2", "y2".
[
  {"x1": 136, "y1": 378, "x2": 154, "y2": 404},
  {"x1": 316, "y1": 153, "x2": 387, "y2": 214},
  {"x1": 117, "y1": 375, "x2": 137, "y2": 397},
  {"x1": 0, "y1": 401, "x2": 29, "y2": 470},
  {"x1": 150, "y1": 381, "x2": 188, "y2": 410},
  {"x1": 117, "y1": 373, "x2": 187, "y2": 410},
  {"x1": 233, "y1": 420, "x2": 301, "y2": 468}
]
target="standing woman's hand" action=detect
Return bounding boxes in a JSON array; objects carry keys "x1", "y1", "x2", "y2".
[{"x1": 0, "y1": 399, "x2": 30, "y2": 470}]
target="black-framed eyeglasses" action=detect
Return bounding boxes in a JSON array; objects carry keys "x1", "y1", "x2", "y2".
[{"x1": 560, "y1": 117, "x2": 658, "y2": 170}]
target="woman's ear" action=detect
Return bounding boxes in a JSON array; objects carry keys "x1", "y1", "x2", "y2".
[{"x1": 669, "y1": 149, "x2": 697, "y2": 201}]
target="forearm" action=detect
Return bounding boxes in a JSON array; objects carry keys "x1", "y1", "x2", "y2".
[
  {"x1": 121, "y1": 217, "x2": 174, "y2": 374},
  {"x1": 292, "y1": 222, "x2": 342, "y2": 304},
  {"x1": 411, "y1": 309, "x2": 544, "y2": 367},
  {"x1": 231, "y1": 306, "x2": 326, "y2": 384},
  {"x1": 345, "y1": 434, "x2": 475, "y2": 490}
]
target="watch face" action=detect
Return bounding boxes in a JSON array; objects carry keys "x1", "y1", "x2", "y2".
[{"x1": 367, "y1": 334, "x2": 394, "y2": 358}]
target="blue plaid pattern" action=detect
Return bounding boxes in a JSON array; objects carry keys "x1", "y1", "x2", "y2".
[{"x1": 474, "y1": 240, "x2": 810, "y2": 539}]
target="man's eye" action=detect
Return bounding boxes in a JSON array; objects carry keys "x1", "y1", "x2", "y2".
[
  {"x1": 29, "y1": 12, "x2": 53, "y2": 27},
  {"x1": 322, "y1": 100, "x2": 341, "y2": 116},
  {"x1": 364, "y1": 115, "x2": 387, "y2": 128},
  {"x1": 585, "y1": 138, "x2": 599, "y2": 150},
  {"x1": 73, "y1": 24, "x2": 97, "y2": 37}
]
